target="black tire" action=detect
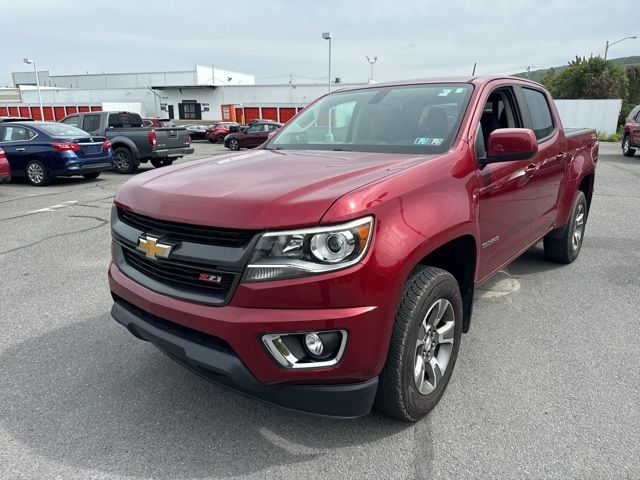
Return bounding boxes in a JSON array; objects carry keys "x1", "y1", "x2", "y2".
[
  {"x1": 150, "y1": 158, "x2": 174, "y2": 168},
  {"x1": 113, "y1": 147, "x2": 137, "y2": 174},
  {"x1": 217, "y1": 134, "x2": 226, "y2": 144},
  {"x1": 228, "y1": 138, "x2": 240, "y2": 151},
  {"x1": 543, "y1": 190, "x2": 587, "y2": 263},
  {"x1": 25, "y1": 160, "x2": 52, "y2": 186},
  {"x1": 375, "y1": 266, "x2": 463, "y2": 422},
  {"x1": 82, "y1": 172, "x2": 100, "y2": 180},
  {"x1": 622, "y1": 135, "x2": 636, "y2": 157}
]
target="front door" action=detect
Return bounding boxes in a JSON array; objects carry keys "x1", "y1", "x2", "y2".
[
  {"x1": 474, "y1": 85, "x2": 538, "y2": 280},
  {"x1": 0, "y1": 125, "x2": 36, "y2": 175}
]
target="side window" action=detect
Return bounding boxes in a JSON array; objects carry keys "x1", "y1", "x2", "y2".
[
  {"x1": 1, "y1": 126, "x2": 32, "y2": 141},
  {"x1": 634, "y1": 108, "x2": 640, "y2": 123},
  {"x1": 246, "y1": 126, "x2": 258, "y2": 133},
  {"x1": 522, "y1": 88, "x2": 554, "y2": 141},
  {"x1": 0, "y1": 127, "x2": 6, "y2": 141},
  {"x1": 82, "y1": 115, "x2": 101, "y2": 133},
  {"x1": 62, "y1": 115, "x2": 80, "y2": 127},
  {"x1": 476, "y1": 88, "x2": 521, "y2": 160}
]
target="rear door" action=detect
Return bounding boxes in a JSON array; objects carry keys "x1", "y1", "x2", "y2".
[
  {"x1": 517, "y1": 86, "x2": 565, "y2": 240},
  {"x1": 0, "y1": 125, "x2": 37, "y2": 173}
]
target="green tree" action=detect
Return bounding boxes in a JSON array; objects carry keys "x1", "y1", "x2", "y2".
[
  {"x1": 543, "y1": 56, "x2": 628, "y2": 100},
  {"x1": 624, "y1": 65, "x2": 640, "y2": 116}
]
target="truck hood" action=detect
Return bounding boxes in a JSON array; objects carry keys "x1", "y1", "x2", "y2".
[{"x1": 115, "y1": 149, "x2": 434, "y2": 229}]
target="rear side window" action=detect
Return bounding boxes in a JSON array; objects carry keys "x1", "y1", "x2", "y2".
[
  {"x1": 108, "y1": 113, "x2": 143, "y2": 128},
  {"x1": 62, "y1": 115, "x2": 80, "y2": 127},
  {"x1": 82, "y1": 115, "x2": 101, "y2": 133},
  {"x1": 522, "y1": 88, "x2": 554, "y2": 141}
]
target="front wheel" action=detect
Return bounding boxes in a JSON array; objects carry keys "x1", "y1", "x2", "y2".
[
  {"x1": 622, "y1": 135, "x2": 636, "y2": 157},
  {"x1": 227, "y1": 139, "x2": 240, "y2": 151},
  {"x1": 26, "y1": 160, "x2": 52, "y2": 186},
  {"x1": 543, "y1": 190, "x2": 587, "y2": 263},
  {"x1": 375, "y1": 266, "x2": 462, "y2": 422}
]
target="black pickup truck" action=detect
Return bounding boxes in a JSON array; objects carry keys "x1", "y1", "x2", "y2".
[{"x1": 60, "y1": 112, "x2": 193, "y2": 173}]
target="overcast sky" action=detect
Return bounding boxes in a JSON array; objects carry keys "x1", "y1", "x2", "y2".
[{"x1": 2, "y1": 0, "x2": 637, "y2": 87}]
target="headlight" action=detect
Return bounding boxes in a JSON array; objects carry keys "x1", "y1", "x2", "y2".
[{"x1": 244, "y1": 216, "x2": 374, "y2": 282}]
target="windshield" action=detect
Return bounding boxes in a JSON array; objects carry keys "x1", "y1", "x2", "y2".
[
  {"x1": 40, "y1": 124, "x2": 90, "y2": 137},
  {"x1": 268, "y1": 83, "x2": 473, "y2": 154}
]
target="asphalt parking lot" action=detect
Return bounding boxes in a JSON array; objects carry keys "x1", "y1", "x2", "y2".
[{"x1": 0, "y1": 141, "x2": 638, "y2": 480}]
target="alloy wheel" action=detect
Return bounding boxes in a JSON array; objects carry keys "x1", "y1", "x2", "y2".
[
  {"x1": 413, "y1": 298, "x2": 455, "y2": 395},
  {"x1": 114, "y1": 152, "x2": 130, "y2": 170},
  {"x1": 623, "y1": 138, "x2": 629, "y2": 154},
  {"x1": 572, "y1": 203, "x2": 585, "y2": 250},
  {"x1": 27, "y1": 163, "x2": 44, "y2": 184}
]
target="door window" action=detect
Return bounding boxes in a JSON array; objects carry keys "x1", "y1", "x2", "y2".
[
  {"x1": 82, "y1": 115, "x2": 101, "y2": 133},
  {"x1": 475, "y1": 87, "x2": 521, "y2": 159},
  {"x1": 61, "y1": 115, "x2": 80, "y2": 127},
  {"x1": 0, "y1": 126, "x2": 36, "y2": 141},
  {"x1": 522, "y1": 88, "x2": 554, "y2": 141}
]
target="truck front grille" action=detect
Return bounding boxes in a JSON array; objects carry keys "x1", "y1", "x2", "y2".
[
  {"x1": 122, "y1": 246, "x2": 236, "y2": 297},
  {"x1": 117, "y1": 207, "x2": 257, "y2": 247}
]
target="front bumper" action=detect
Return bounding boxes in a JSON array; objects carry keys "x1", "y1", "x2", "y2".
[
  {"x1": 111, "y1": 297, "x2": 379, "y2": 418},
  {"x1": 152, "y1": 147, "x2": 194, "y2": 159}
]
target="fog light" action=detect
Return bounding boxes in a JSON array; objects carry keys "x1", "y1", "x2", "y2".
[
  {"x1": 68, "y1": 164, "x2": 80, "y2": 170},
  {"x1": 304, "y1": 333, "x2": 324, "y2": 357}
]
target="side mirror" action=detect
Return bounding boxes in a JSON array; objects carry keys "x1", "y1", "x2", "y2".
[{"x1": 485, "y1": 128, "x2": 538, "y2": 164}]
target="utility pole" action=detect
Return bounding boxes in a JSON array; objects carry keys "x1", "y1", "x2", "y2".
[
  {"x1": 322, "y1": 32, "x2": 332, "y2": 92},
  {"x1": 366, "y1": 56, "x2": 378, "y2": 83},
  {"x1": 604, "y1": 36, "x2": 637, "y2": 60},
  {"x1": 23, "y1": 58, "x2": 44, "y2": 121},
  {"x1": 288, "y1": 74, "x2": 293, "y2": 103}
]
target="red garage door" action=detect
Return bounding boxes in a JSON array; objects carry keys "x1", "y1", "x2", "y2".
[
  {"x1": 279, "y1": 108, "x2": 296, "y2": 123},
  {"x1": 90, "y1": 106, "x2": 102, "y2": 112},
  {"x1": 243, "y1": 107, "x2": 260, "y2": 124},
  {"x1": 261, "y1": 107, "x2": 278, "y2": 121},
  {"x1": 0, "y1": 107, "x2": 7, "y2": 116},
  {"x1": 8, "y1": 107, "x2": 19, "y2": 116},
  {"x1": 78, "y1": 106, "x2": 90, "y2": 112},
  {"x1": 54, "y1": 106, "x2": 66, "y2": 120},
  {"x1": 43, "y1": 107, "x2": 54, "y2": 121},
  {"x1": 21, "y1": 107, "x2": 32, "y2": 118},
  {"x1": 65, "y1": 106, "x2": 78, "y2": 115}
]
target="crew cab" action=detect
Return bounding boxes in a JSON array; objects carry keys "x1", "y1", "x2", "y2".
[
  {"x1": 61, "y1": 112, "x2": 193, "y2": 173},
  {"x1": 109, "y1": 77, "x2": 597, "y2": 421},
  {"x1": 622, "y1": 105, "x2": 640, "y2": 157}
]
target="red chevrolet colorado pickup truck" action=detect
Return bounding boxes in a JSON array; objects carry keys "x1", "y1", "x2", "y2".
[{"x1": 109, "y1": 76, "x2": 598, "y2": 421}]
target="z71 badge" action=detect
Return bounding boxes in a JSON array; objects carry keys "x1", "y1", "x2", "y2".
[{"x1": 198, "y1": 273, "x2": 223, "y2": 284}]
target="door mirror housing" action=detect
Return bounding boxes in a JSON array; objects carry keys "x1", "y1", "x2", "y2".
[{"x1": 484, "y1": 128, "x2": 538, "y2": 164}]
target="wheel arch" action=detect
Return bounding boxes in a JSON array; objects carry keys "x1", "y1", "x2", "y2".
[
  {"x1": 415, "y1": 234, "x2": 477, "y2": 333},
  {"x1": 578, "y1": 172, "x2": 594, "y2": 213},
  {"x1": 110, "y1": 137, "x2": 139, "y2": 160}
]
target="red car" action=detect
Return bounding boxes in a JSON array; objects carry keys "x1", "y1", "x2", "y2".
[
  {"x1": 223, "y1": 122, "x2": 282, "y2": 150},
  {"x1": 622, "y1": 105, "x2": 640, "y2": 156},
  {"x1": 109, "y1": 76, "x2": 597, "y2": 420},
  {"x1": 142, "y1": 118, "x2": 173, "y2": 128},
  {"x1": 205, "y1": 122, "x2": 241, "y2": 143},
  {"x1": 0, "y1": 148, "x2": 10, "y2": 184}
]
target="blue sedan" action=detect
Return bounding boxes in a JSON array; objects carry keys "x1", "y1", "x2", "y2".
[{"x1": 0, "y1": 122, "x2": 114, "y2": 186}]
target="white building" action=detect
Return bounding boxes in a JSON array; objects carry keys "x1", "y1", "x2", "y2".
[{"x1": 9, "y1": 65, "x2": 365, "y2": 122}]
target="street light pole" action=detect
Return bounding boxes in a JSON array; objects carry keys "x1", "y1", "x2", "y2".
[
  {"x1": 604, "y1": 36, "x2": 637, "y2": 60},
  {"x1": 366, "y1": 56, "x2": 378, "y2": 84},
  {"x1": 23, "y1": 58, "x2": 44, "y2": 121},
  {"x1": 322, "y1": 32, "x2": 332, "y2": 92}
]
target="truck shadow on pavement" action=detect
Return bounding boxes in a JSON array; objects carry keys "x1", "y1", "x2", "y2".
[{"x1": 0, "y1": 314, "x2": 431, "y2": 478}]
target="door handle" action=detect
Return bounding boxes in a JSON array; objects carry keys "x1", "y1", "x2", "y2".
[
  {"x1": 524, "y1": 164, "x2": 539, "y2": 177},
  {"x1": 15, "y1": 147, "x2": 26, "y2": 152}
]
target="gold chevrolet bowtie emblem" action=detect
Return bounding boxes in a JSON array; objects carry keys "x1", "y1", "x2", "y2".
[{"x1": 137, "y1": 235, "x2": 172, "y2": 260}]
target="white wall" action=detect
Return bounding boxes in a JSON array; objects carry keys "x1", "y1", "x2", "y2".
[
  {"x1": 554, "y1": 99, "x2": 622, "y2": 136},
  {"x1": 160, "y1": 83, "x2": 365, "y2": 121}
]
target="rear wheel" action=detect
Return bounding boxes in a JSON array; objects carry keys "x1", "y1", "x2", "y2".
[
  {"x1": 150, "y1": 158, "x2": 174, "y2": 168},
  {"x1": 375, "y1": 266, "x2": 462, "y2": 422},
  {"x1": 113, "y1": 147, "x2": 137, "y2": 174},
  {"x1": 228, "y1": 139, "x2": 240, "y2": 151},
  {"x1": 622, "y1": 135, "x2": 636, "y2": 157},
  {"x1": 82, "y1": 172, "x2": 101, "y2": 180},
  {"x1": 217, "y1": 134, "x2": 226, "y2": 143},
  {"x1": 543, "y1": 191, "x2": 587, "y2": 263},
  {"x1": 26, "y1": 160, "x2": 52, "y2": 186}
]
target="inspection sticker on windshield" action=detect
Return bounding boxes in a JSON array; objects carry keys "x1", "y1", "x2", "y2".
[
  {"x1": 414, "y1": 137, "x2": 444, "y2": 145},
  {"x1": 455, "y1": 88, "x2": 465, "y2": 93},
  {"x1": 438, "y1": 89, "x2": 452, "y2": 96}
]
